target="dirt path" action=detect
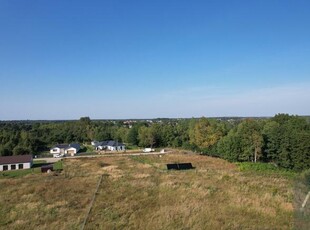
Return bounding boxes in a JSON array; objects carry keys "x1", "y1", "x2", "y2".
[{"x1": 34, "y1": 151, "x2": 169, "y2": 163}]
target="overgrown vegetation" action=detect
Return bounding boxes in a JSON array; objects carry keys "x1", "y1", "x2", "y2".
[
  {"x1": 0, "y1": 152, "x2": 297, "y2": 229},
  {"x1": 0, "y1": 165, "x2": 41, "y2": 178},
  {"x1": 293, "y1": 169, "x2": 310, "y2": 229},
  {"x1": 236, "y1": 162, "x2": 297, "y2": 179},
  {"x1": 53, "y1": 160, "x2": 63, "y2": 171}
]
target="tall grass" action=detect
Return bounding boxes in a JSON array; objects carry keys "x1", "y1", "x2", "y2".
[
  {"x1": 0, "y1": 153, "x2": 297, "y2": 229},
  {"x1": 236, "y1": 162, "x2": 297, "y2": 178},
  {"x1": 293, "y1": 169, "x2": 310, "y2": 229}
]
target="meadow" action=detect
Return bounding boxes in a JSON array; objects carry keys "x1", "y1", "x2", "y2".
[{"x1": 0, "y1": 151, "x2": 306, "y2": 229}]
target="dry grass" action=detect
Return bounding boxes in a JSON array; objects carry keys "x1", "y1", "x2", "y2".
[{"x1": 0, "y1": 151, "x2": 297, "y2": 229}]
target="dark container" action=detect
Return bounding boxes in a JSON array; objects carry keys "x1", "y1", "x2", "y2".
[{"x1": 41, "y1": 164, "x2": 53, "y2": 173}]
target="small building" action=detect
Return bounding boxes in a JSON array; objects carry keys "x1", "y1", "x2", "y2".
[
  {"x1": 95, "y1": 140, "x2": 126, "y2": 151},
  {"x1": 0, "y1": 155, "x2": 33, "y2": 172},
  {"x1": 65, "y1": 143, "x2": 81, "y2": 156},
  {"x1": 50, "y1": 144, "x2": 69, "y2": 155},
  {"x1": 41, "y1": 164, "x2": 54, "y2": 173},
  {"x1": 50, "y1": 143, "x2": 81, "y2": 157}
]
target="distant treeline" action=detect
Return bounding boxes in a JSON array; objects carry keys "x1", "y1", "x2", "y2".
[{"x1": 0, "y1": 114, "x2": 309, "y2": 171}]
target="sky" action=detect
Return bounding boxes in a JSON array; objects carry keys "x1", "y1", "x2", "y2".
[{"x1": 0, "y1": 0, "x2": 309, "y2": 120}]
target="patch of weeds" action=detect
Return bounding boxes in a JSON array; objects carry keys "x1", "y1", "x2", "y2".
[
  {"x1": 299, "y1": 169, "x2": 310, "y2": 189},
  {"x1": 0, "y1": 168, "x2": 40, "y2": 179},
  {"x1": 49, "y1": 207, "x2": 58, "y2": 219},
  {"x1": 236, "y1": 162, "x2": 297, "y2": 179},
  {"x1": 237, "y1": 162, "x2": 278, "y2": 171},
  {"x1": 98, "y1": 162, "x2": 109, "y2": 168},
  {"x1": 53, "y1": 160, "x2": 63, "y2": 170},
  {"x1": 221, "y1": 174, "x2": 231, "y2": 181},
  {"x1": 293, "y1": 169, "x2": 310, "y2": 229},
  {"x1": 207, "y1": 186, "x2": 218, "y2": 196},
  {"x1": 130, "y1": 156, "x2": 153, "y2": 165},
  {"x1": 184, "y1": 182, "x2": 191, "y2": 188},
  {"x1": 0, "y1": 208, "x2": 9, "y2": 226},
  {"x1": 272, "y1": 187, "x2": 279, "y2": 196}
]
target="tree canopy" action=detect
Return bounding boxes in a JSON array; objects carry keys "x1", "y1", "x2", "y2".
[{"x1": 0, "y1": 114, "x2": 309, "y2": 171}]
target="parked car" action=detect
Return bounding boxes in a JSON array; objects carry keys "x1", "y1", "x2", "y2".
[{"x1": 143, "y1": 148, "x2": 155, "y2": 153}]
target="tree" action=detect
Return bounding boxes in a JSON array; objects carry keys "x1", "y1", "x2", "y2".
[
  {"x1": 0, "y1": 145, "x2": 11, "y2": 156},
  {"x1": 127, "y1": 125, "x2": 140, "y2": 145},
  {"x1": 138, "y1": 126, "x2": 156, "y2": 147},
  {"x1": 253, "y1": 132, "x2": 263, "y2": 163},
  {"x1": 262, "y1": 120, "x2": 280, "y2": 162},
  {"x1": 189, "y1": 117, "x2": 225, "y2": 150},
  {"x1": 114, "y1": 127, "x2": 129, "y2": 143},
  {"x1": 216, "y1": 119, "x2": 263, "y2": 162},
  {"x1": 13, "y1": 146, "x2": 30, "y2": 155},
  {"x1": 263, "y1": 114, "x2": 310, "y2": 170},
  {"x1": 79, "y1": 117, "x2": 91, "y2": 125},
  {"x1": 217, "y1": 130, "x2": 241, "y2": 161}
]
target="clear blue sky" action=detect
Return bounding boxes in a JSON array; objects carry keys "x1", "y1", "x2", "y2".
[{"x1": 0, "y1": 0, "x2": 309, "y2": 119}]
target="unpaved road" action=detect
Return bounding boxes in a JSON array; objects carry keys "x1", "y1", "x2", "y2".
[{"x1": 34, "y1": 151, "x2": 168, "y2": 163}]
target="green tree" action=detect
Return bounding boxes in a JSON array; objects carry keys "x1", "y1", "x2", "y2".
[
  {"x1": 138, "y1": 126, "x2": 156, "y2": 147},
  {"x1": 114, "y1": 127, "x2": 129, "y2": 143},
  {"x1": 189, "y1": 117, "x2": 225, "y2": 149},
  {"x1": 263, "y1": 114, "x2": 310, "y2": 170},
  {"x1": 127, "y1": 125, "x2": 140, "y2": 145},
  {"x1": 217, "y1": 130, "x2": 241, "y2": 161},
  {"x1": 0, "y1": 145, "x2": 11, "y2": 156},
  {"x1": 13, "y1": 145, "x2": 31, "y2": 155},
  {"x1": 216, "y1": 119, "x2": 263, "y2": 162},
  {"x1": 79, "y1": 117, "x2": 91, "y2": 125}
]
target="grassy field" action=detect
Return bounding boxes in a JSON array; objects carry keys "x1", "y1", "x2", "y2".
[{"x1": 0, "y1": 151, "x2": 307, "y2": 229}]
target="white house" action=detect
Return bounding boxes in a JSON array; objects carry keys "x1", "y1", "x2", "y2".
[
  {"x1": 65, "y1": 143, "x2": 81, "y2": 156},
  {"x1": 0, "y1": 155, "x2": 33, "y2": 172},
  {"x1": 95, "y1": 140, "x2": 126, "y2": 151},
  {"x1": 50, "y1": 144, "x2": 69, "y2": 155},
  {"x1": 50, "y1": 143, "x2": 81, "y2": 157}
]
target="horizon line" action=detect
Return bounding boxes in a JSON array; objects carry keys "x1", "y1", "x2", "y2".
[{"x1": 1, "y1": 114, "x2": 310, "y2": 122}]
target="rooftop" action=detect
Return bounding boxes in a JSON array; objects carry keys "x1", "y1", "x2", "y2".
[{"x1": 0, "y1": 155, "x2": 33, "y2": 165}]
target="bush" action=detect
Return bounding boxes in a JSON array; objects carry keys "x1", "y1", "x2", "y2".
[
  {"x1": 236, "y1": 162, "x2": 279, "y2": 171},
  {"x1": 236, "y1": 162, "x2": 296, "y2": 178},
  {"x1": 300, "y1": 169, "x2": 310, "y2": 189}
]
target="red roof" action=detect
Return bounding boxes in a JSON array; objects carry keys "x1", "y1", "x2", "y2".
[{"x1": 0, "y1": 155, "x2": 33, "y2": 165}]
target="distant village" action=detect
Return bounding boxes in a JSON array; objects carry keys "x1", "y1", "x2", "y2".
[{"x1": 0, "y1": 139, "x2": 128, "y2": 172}]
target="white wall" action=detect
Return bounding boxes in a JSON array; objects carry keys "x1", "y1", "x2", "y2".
[
  {"x1": 108, "y1": 146, "x2": 125, "y2": 151},
  {"x1": 97, "y1": 146, "x2": 105, "y2": 150},
  {"x1": 65, "y1": 147, "x2": 77, "y2": 154},
  {"x1": 50, "y1": 147, "x2": 61, "y2": 154},
  {"x1": 116, "y1": 146, "x2": 125, "y2": 151},
  {"x1": 107, "y1": 146, "x2": 114, "y2": 151},
  {"x1": 97, "y1": 145, "x2": 125, "y2": 151},
  {"x1": 0, "y1": 162, "x2": 32, "y2": 171},
  {"x1": 24, "y1": 162, "x2": 32, "y2": 169}
]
